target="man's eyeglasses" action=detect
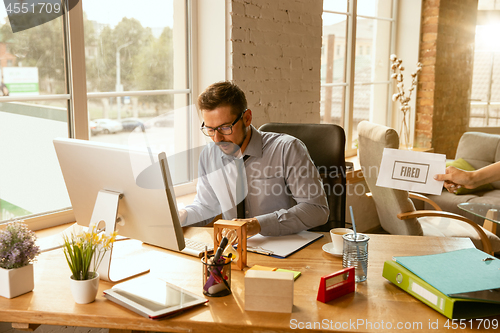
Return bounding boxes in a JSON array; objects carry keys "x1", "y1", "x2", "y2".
[{"x1": 200, "y1": 109, "x2": 247, "y2": 137}]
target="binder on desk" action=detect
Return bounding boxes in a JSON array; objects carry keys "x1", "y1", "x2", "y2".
[
  {"x1": 382, "y1": 248, "x2": 500, "y2": 319},
  {"x1": 246, "y1": 231, "x2": 323, "y2": 258}
]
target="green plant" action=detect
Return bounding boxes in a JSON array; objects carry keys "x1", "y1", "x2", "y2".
[
  {"x1": 62, "y1": 225, "x2": 116, "y2": 280},
  {"x1": 0, "y1": 221, "x2": 40, "y2": 269}
]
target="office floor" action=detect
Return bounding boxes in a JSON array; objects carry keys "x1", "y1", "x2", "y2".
[{"x1": 0, "y1": 323, "x2": 107, "y2": 333}]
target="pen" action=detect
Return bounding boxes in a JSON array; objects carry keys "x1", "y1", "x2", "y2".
[
  {"x1": 213, "y1": 236, "x2": 228, "y2": 263},
  {"x1": 204, "y1": 245, "x2": 208, "y2": 282}
]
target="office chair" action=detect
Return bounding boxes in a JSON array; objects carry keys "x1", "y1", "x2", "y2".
[
  {"x1": 357, "y1": 121, "x2": 500, "y2": 254},
  {"x1": 259, "y1": 123, "x2": 346, "y2": 231}
]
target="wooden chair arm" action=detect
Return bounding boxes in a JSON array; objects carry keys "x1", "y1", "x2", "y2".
[
  {"x1": 367, "y1": 192, "x2": 442, "y2": 211},
  {"x1": 408, "y1": 192, "x2": 442, "y2": 211},
  {"x1": 397, "y1": 210, "x2": 493, "y2": 255}
]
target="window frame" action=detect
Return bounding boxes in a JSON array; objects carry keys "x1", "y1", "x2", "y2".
[{"x1": 321, "y1": 0, "x2": 398, "y2": 157}]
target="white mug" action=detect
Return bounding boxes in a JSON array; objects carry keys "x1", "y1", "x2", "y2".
[{"x1": 330, "y1": 228, "x2": 354, "y2": 253}]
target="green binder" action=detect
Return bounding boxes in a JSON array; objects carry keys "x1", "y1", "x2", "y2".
[{"x1": 383, "y1": 260, "x2": 500, "y2": 319}]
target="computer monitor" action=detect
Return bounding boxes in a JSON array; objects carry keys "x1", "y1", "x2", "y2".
[{"x1": 53, "y1": 138, "x2": 185, "y2": 282}]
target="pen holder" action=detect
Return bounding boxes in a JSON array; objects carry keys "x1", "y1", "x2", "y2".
[
  {"x1": 214, "y1": 220, "x2": 247, "y2": 270},
  {"x1": 342, "y1": 233, "x2": 369, "y2": 283},
  {"x1": 202, "y1": 255, "x2": 232, "y2": 297}
]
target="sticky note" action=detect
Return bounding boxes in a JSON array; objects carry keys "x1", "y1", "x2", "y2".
[
  {"x1": 247, "y1": 265, "x2": 277, "y2": 272},
  {"x1": 275, "y1": 268, "x2": 301, "y2": 280}
]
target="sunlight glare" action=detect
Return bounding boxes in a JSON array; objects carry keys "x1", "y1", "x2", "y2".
[{"x1": 476, "y1": 24, "x2": 500, "y2": 51}]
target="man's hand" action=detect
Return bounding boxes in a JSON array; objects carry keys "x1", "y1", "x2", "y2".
[
  {"x1": 179, "y1": 209, "x2": 188, "y2": 225},
  {"x1": 232, "y1": 218, "x2": 261, "y2": 237}
]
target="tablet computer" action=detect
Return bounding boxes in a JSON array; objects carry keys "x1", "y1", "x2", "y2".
[{"x1": 103, "y1": 275, "x2": 208, "y2": 319}]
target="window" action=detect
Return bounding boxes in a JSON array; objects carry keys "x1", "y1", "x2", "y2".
[
  {"x1": 83, "y1": 0, "x2": 193, "y2": 186},
  {"x1": 470, "y1": 0, "x2": 500, "y2": 128},
  {"x1": 0, "y1": 0, "x2": 195, "y2": 225},
  {"x1": 0, "y1": 6, "x2": 70, "y2": 222},
  {"x1": 321, "y1": 0, "x2": 396, "y2": 155}
]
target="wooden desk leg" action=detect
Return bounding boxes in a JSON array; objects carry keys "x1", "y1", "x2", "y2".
[
  {"x1": 483, "y1": 209, "x2": 498, "y2": 234},
  {"x1": 11, "y1": 323, "x2": 41, "y2": 331},
  {"x1": 109, "y1": 330, "x2": 147, "y2": 333}
]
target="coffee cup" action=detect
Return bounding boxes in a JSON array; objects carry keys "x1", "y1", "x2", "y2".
[{"x1": 330, "y1": 228, "x2": 354, "y2": 253}]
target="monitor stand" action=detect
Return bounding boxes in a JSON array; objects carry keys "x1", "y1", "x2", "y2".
[{"x1": 89, "y1": 189, "x2": 150, "y2": 282}]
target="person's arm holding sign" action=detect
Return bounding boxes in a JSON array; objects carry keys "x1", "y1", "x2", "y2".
[{"x1": 434, "y1": 161, "x2": 500, "y2": 193}]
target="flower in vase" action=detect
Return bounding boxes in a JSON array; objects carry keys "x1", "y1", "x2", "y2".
[
  {"x1": 62, "y1": 224, "x2": 117, "y2": 280},
  {"x1": 390, "y1": 54, "x2": 422, "y2": 147},
  {"x1": 0, "y1": 221, "x2": 40, "y2": 270}
]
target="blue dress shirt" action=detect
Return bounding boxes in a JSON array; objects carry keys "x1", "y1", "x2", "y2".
[{"x1": 184, "y1": 125, "x2": 329, "y2": 236}]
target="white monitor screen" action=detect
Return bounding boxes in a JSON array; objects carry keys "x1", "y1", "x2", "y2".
[{"x1": 53, "y1": 138, "x2": 184, "y2": 252}]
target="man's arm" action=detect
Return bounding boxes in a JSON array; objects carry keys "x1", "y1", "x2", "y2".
[
  {"x1": 253, "y1": 139, "x2": 329, "y2": 236},
  {"x1": 182, "y1": 155, "x2": 222, "y2": 227}
]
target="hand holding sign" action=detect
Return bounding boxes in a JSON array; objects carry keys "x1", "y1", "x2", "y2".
[{"x1": 376, "y1": 148, "x2": 446, "y2": 195}]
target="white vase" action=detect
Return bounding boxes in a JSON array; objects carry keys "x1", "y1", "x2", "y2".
[
  {"x1": 0, "y1": 264, "x2": 34, "y2": 299},
  {"x1": 69, "y1": 272, "x2": 100, "y2": 304}
]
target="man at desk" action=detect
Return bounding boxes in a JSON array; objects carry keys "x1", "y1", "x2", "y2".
[{"x1": 179, "y1": 81, "x2": 328, "y2": 237}]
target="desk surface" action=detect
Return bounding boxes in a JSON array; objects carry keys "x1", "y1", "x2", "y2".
[{"x1": 0, "y1": 227, "x2": 491, "y2": 333}]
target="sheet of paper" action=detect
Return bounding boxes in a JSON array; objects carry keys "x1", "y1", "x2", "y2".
[
  {"x1": 376, "y1": 148, "x2": 445, "y2": 195},
  {"x1": 246, "y1": 231, "x2": 323, "y2": 258}
]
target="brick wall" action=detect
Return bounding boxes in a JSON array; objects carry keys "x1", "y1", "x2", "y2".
[
  {"x1": 229, "y1": 0, "x2": 323, "y2": 128},
  {"x1": 416, "y1": 0, "x2": 478, "y2": 157}
]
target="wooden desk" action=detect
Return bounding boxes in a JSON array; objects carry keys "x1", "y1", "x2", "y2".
[{"x1": 1, "y1": 229, "x2": 491, "y2": 333}]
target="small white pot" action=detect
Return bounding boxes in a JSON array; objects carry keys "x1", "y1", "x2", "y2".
[
  {"x1": 0, "y1": 264, "x2": 34, "y2": 299},
  {"x1": 69, "y1": 272, "x2": 100, "y2": 304}
]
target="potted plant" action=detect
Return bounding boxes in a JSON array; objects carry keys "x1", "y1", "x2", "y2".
[
  {"x1": 62, "y1": 224, "x2": 116, "y2": 304},
  {"x1": 0, "y1": 220, "x2": 40, "y2": 299}
]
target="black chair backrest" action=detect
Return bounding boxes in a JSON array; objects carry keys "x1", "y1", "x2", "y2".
[{"x1": 258, "y1": 123, "x2": 346, "y2": 231}]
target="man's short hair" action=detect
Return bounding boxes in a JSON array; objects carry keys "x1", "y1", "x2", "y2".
[{"x1": 198, "y1": 81, "x2": 247, "y2": 115}]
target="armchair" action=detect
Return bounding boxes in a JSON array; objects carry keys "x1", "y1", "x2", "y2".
[
  {"x1": 357, "y1": 121, "x2": 500, "y2": 254},
  {"x1": 259, "y1": 123, "x2": 346, "y2": 231}
]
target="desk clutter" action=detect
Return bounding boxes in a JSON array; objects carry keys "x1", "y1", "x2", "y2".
[
  {"x1": 14, "y1": 225, "x2": 493, "y2": 331},
  {"x1": 25, "y1": 223, "x2": 375, "y2": 320}
]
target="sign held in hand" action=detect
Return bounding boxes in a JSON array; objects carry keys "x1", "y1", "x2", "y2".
[{"x1": 376, "y1": 148, "x2": 445, "y2": 195}]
